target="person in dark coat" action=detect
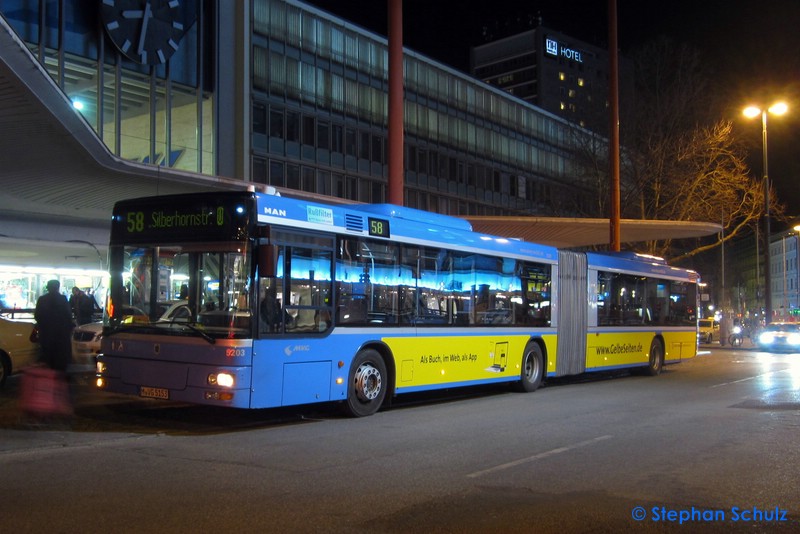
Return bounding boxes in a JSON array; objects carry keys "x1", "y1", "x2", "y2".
[
  {"x1": 34, "y1": 280, "x2": 74, "y2": 372},
  {"x1": 70, "y1": 286, "x2": 95, "y2": 325}
]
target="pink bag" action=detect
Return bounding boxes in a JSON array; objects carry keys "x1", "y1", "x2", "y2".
[{"x1": 19, "y1": 367, "x2": 72, "y2": 417}]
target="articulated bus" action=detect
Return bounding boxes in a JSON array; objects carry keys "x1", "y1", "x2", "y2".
[{"x1": 96, "y1": 191, "x2": 699, "y2": 416}]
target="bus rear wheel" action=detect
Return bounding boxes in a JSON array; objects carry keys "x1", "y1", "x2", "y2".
[
  {"x1": 344, "y1": 349, "x2": 387, "y2": 417},
  {"x1": 515, "y1": 341, "x2": 544, "y2": 392},
  {"x1": 645, "y1": 339, "x2": 664, "y2": 376}
]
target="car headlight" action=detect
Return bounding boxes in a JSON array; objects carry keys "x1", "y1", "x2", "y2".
[
  {"x1": 788, "y1": 333, "x2": 800, "y2": 345},
  {"x1": 759, "y1": 332, "x2": 775, "y2": 344}
]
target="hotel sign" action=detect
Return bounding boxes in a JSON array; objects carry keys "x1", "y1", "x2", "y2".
[{"x1": 545, "y1": 37, "x2": 583, "y2": 63}]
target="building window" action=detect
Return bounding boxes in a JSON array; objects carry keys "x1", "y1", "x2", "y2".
[
  {"x1": 287, "y1": 163, "x2": 300, "y2": 189},
  {"x1": 317, "y1": 121, "x2": 330, "y2": 150},
  {"x1": 345, "y1": 127, "x2": 357, "y2": 157},
  {"x1": 286, "y1": 111, "x2": 300, "y2": 143},
  {"x1": 302, "y1": 115, "x2": 315, "y2": 146},
  {"x1": 253, "y1": 103, "x2": 267, "y2": 135},
  {"x1": 358, "y1": 131, "x2": 370, "y2": 161},
  {"x1": 270, "y1": 160, "x2": 285, "y2": 187},
  {"x1": 253, "y1": 157, "x2": 267, "y2": 184}
]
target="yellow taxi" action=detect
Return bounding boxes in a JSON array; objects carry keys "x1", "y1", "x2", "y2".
[
  {"x1": 0, "y1": 316, "x2": 39, "y2": 387},
  {"x1": 698, "y1": 318, "x2": 720, "y2": 344}
]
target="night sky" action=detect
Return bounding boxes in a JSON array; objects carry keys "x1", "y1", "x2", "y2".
[{"x1": 305, "y1": 0, "x2": 800, "y2": 220}]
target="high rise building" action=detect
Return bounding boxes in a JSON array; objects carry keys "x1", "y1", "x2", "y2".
[{"x1": 471, "y1": 25, "x2": 632, "y2": 136}]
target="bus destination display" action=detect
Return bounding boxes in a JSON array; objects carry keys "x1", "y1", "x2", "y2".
[
  {"x1": 368, "y1": 217, "x2": 390, "y2": 238},
  {"x1": 111, "y1": 195, "x2": 254, "y2": 243}
]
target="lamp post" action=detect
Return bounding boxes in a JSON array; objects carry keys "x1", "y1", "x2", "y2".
[{"x1": 743, "y1": 102, "x2": 788, "y2": 326}]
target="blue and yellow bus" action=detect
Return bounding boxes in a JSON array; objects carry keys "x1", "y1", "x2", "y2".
[{"x1": 96, "y1": 191, "x2": 699, "y2": 416}]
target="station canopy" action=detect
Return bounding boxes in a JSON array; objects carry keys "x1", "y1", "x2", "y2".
[{"x1": 463, "y1": 216, "x2": 720, "y2": 249}]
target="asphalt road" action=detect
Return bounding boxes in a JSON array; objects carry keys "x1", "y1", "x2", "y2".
[{"x1": 1, "y1": 346, "x2": 798, "y2": 533}]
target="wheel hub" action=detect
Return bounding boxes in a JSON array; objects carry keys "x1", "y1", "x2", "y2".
[{"x1": 354, "y1": 363, "x2": 382, "y2": 402}]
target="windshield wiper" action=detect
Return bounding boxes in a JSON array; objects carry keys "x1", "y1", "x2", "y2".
[
  {"x1": 105, "y1": 322, "x2": 215, "y2": 344},
  {"x1": 103, "y1": 324, "x2": 143, "y2": 337},
  {"x1": 179, "y1": 322, "x2": 216, "y2": 344}
]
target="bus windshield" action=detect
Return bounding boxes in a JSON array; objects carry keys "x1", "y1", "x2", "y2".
[{"x1": 106, "y1": 241, "x2": 252, "y2": 339}]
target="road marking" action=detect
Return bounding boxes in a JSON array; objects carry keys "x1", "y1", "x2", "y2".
[
  {"x1": 711, "y1": 369, "x2": 787, "y2": 388},
  {"x1": 466, "y1": 434, "x2": 613, "y2": 479}
]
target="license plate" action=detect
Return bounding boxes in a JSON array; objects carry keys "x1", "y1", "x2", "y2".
[{"x1": 140, "y1": 386, "x2": 169, "y2": 400}]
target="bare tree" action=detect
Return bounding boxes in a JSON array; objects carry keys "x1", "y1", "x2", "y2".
[
  {"x1": 638, "y1": 120, "x2": 782, "y2": 260},
  {"x1": 613, "y1": 38, "x2": 783, "y2": 259}
]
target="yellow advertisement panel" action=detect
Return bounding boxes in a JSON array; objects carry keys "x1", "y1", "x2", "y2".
[
  {"x1": 586, "y1": 330, "x2": 697, "y2": 370},
  {"x1": 384, "y1": 334, "x2": 556, "y2": 390}
]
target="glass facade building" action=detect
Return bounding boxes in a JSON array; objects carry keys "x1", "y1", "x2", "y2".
[
  {"x1": 251, "y1": 0, "x2": 598, "y2": 216},
  {"x1": 2, "y1": 0, "x2": 600, "y2": 218}
]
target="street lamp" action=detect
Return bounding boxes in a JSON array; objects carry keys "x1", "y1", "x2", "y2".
[{"x1": 743, "y1": 101, "x2": 788, "y2": 325}]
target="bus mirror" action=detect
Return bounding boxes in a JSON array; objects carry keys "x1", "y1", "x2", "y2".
[{"x1": 258, "y1": 243, "x2": 277, "y2": 278}]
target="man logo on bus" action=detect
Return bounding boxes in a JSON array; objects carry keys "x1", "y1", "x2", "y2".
[{"x1": 264, "y1": 207, "x2": 287, "y2": 217}]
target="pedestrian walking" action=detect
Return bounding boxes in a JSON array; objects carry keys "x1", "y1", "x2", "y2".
[
  {"x1": 34, "y1": 280, "x2": 74, "y2": 371},
  {"x1": 21, "y1": 279, "x2": 75, "y2": 419}
]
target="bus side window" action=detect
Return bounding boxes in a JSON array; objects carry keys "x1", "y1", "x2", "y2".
[{"x1": 259, "y1": 278, "x2": 283, "y2": 334}]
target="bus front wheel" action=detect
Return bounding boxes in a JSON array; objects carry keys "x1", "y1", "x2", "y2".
[
  {"x1": 516, "y1": 341, "x2": 544, "y2": 392},
  {"x1": 344, "y1": 349, "x2": 388, "y2": 417}
]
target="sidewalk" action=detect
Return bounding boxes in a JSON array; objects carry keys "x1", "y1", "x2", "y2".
[{"x1": 0, "y1": 375, "x2": 142, "y2": 454}]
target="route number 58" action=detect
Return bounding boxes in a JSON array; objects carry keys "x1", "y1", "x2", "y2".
[{"x1": 127, "y1": 211, "x2": 145, "y2": 232}]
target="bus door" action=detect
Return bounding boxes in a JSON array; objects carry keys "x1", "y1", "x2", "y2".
[{"x1": 254, "y1": 229, "x2": 334, "y2": 408}]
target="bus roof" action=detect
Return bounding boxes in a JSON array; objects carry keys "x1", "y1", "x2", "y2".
[
  {"x1": 256, "y1": 193, "x2": 559, "y2": 262},
  {"x1": 587, "y1": 250, "x2": 698, "y2": 281}
]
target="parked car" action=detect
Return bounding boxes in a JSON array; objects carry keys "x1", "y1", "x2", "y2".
[
  {"x1": 154, "y1": 300, "x2": 191, "y2": 322},
  {"x1": 71, "y1": 302, "x2": 187, "y2": 371},
  {"x1": 698, "y1": 318, "x2": 720, "y2": 344},
  {"x1": 756, "y1": 322, "x2": 800, "y2": 352},
  {"x1": 70, "y1": 321, "x2": 103, "y2": 372},
  {"x1": 0, "y1": 316, "x2": 39, "y2": 387}
]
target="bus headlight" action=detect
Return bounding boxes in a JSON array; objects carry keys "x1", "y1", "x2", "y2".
[{"x1": 208, "y1": 372, "x2": 235, "y2": 387}]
